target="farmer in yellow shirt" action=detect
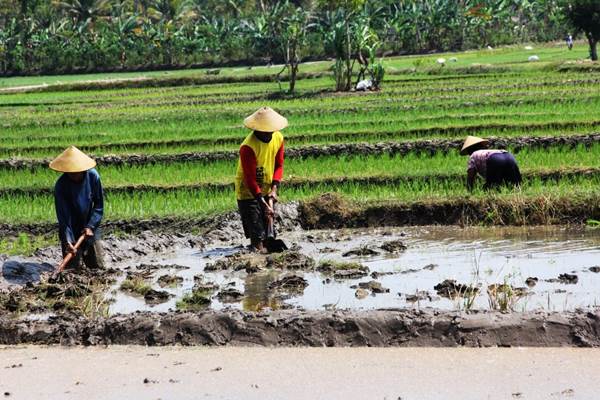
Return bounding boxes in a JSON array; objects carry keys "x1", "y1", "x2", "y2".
[{"x1": 234, "y1": 107, "x2": 286, "y2": 252}]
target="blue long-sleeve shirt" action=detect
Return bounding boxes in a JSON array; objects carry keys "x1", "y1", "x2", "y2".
[{"x1": 54, "y1": 168, "x2": 104, "y2": 244}]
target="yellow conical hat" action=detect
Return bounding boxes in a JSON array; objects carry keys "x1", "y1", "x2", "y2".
[
  {"x1": 460, "y1": 136, "x2": 489, "y2": 155},
  {"x1": 244, "y1": 107, "x2": 288, "y2": 132},
  {"x1": 49, "y1": 146, "x2": 96, "y2": 173}
]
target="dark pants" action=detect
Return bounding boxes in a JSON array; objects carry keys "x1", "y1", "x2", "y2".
[
  {"x1": 238, "y1": 199, "x2": 273, "y2": 243},
  {"x1": 485, "y1": 152, "x2": 522, "y2": 188},
  {"x1": 61, "y1": 239, "x2": 105, "y2": 270}
]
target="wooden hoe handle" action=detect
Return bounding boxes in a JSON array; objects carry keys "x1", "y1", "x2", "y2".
[{"x1": 56, "y1": 234, "x2": 87, "y2": 274}]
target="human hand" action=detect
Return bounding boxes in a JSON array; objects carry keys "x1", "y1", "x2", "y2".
[
  {"x1": 67, "y1": 242, "x2": 77, "y2": 256},
  {"x1": 83, "y1": 228, "x2": 94, "y2": 238},
  {"x1": 267, "y1": 189, "x2": 279, "y2": 203},
  {"x1": 260, "y1": 196, "x2": 274, "y2": 216}
]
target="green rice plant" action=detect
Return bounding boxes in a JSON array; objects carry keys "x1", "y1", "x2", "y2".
[
  {"x1": 120, "y1": 277, "x2": 152, "y2": 297},
  {"x1": 0, "y1": 233, "x2": 55, "y2": 256},
  {"x1": 176, "y1": 289, "x2": 212, "y2": 311}
]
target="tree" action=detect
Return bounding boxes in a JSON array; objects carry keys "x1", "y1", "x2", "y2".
[
  {"x1": 276, "y1": 6, "x2": 314, "y2": 93},
  {"x1": 53, "y1": 0, "x2": 111, "y2": 24},
  {"x1": 319, "y1": 0, "x2": 365, "y2": 91},
  {"x1": 564, "y1": 0, "x2": 600, "y2": 61}
]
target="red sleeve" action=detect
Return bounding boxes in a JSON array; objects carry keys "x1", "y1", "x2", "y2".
[
  {"x1": 240, "y1": 145, "x2": 261, "y2": 198},
  {"x1": 272, "y1": 142, "x2": 284, "y2": 184}
]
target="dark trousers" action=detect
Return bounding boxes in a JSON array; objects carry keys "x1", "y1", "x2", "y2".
[
  {"x1": 61, "y1": 239, "x2": 105, "y2": 270},
  {"x1": 238, "y1": 199, "x2": 272, "y2": 243},
  {"x1": 485, "y1": 152, "x2": 522, "y2": 188}
]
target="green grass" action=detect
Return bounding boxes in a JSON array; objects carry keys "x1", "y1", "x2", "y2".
[
  {"x1": 120, "y1": 277, "x2": 152, "y2": 297},
  {"x1": 0, "y1": 143, "x2": 597, "y2": 190},
  {"x1": 0, "y1": 174, "x2": 598, "y2": 225}
]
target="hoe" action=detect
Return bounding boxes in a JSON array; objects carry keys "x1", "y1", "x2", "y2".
[
  {"x1": 54, "y1": 233, "x2": 86, "y2": 276},
  {"x1": 265, "y1": 197, "x2": 287, "y2": 253}
]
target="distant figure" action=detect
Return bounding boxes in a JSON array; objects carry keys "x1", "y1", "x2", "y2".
[
  {"x1": 50, "y1": 146, "x2": 104, "y2": 270},
  {"x1": 566, "y1": 35, "x2": 574, "y2": 50},
  {"x1": 460, "y1": 136, "x2": 522, "y2": 191},
  {"x1": 235, "y1": 107, "x2": 286, "y2": 252}
]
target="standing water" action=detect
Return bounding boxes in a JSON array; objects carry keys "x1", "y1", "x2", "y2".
[{"x1": 106, "y1": 225, "x2": 600, "y2": 314}]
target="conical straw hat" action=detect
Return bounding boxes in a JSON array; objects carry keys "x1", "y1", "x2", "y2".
[
  {"x1": 244, "y1": 107, "x2": 288, "y2": 132},
  {"x1": 49, "y1": 146, "x2": 96, "y2": 173},
  {"x1": 460, "y1": 136, "x2": 489, "y2": 155}
]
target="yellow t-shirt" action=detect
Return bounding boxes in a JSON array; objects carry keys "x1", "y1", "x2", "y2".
[{"x1": 235, "y1": 131, "x2": 284, "y2": 201}]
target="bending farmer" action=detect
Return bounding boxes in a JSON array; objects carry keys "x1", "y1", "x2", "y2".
[
  {"x1": 235, "y1": 107, "x2": 286, "y2": 252},
  {"x1": 50, "y1": 146, "x2": 105, "y2": 270},
  {"x1": 461, "y1": 136, "x2": 522, "y2": 191}
]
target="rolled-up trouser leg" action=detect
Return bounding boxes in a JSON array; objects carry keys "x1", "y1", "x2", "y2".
[
  {"x1": 82, "y1": 240, "x2": 105, "y2": 269},
  {"x1": 485, "y1": 152, "x2": 522, "y2": 188},
  {"x1": 238, "y1": 199, "x2": 266, "y2": 244}
]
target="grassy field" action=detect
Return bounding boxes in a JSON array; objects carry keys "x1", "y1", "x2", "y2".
[{"x1": 0, "y1": 43, "x2": 599, "y2": 231}]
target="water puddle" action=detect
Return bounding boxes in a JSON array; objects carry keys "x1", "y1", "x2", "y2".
[{"x1": 105, "y1": 225, "x2": 600, "y2": 314}]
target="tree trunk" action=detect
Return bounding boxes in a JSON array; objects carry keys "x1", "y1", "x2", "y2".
[
  {"x1": 589, "y1": 37, "x2": 598, "y2": 61},
  {"x1": 289, "y1": 62, "x2": 298, "y2": 93},
  {"x1": 345, "y1": 18, "x2": 352, "y2": 91}
]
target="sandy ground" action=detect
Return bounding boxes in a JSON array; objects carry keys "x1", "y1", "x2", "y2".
[{"x1": 0, "y1": 347, "x2": 597, "y2": 400}]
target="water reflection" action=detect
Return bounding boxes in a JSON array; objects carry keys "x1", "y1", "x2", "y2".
[{"x1": 242, "y1": 271, "x2": 283, "y2": 312}]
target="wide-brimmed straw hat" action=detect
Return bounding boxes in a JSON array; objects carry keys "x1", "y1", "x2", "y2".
[
  {"x1": 49, "y1": 146, "x2": 96, "y2": 173},
  {"x1": 244, "y1": 107, "x2": 288, "y2": 132},
  {"x1": 460, "y1": 136, "x2": 490, "y2": 155}
]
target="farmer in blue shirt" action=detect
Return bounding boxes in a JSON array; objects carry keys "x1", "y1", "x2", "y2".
[{"x1": 50, "y1": 146, "x2": 105, "y2": 270}]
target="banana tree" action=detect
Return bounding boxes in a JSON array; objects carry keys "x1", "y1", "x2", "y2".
[{"x1": 276, "y1": 6, "x2": 315, "y2": 93}]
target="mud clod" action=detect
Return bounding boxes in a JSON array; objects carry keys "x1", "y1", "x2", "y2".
[
  {"x1": 370, "y1": 271, "x2": 396, "y2": 279},
  {"x1": 342, "y1": 247, "x2": 379, "y2": 257},
  {"x1": 206, "y1": 253, "x2": 264, "y2": 273},
  {"x1": 268, "y1": 274, "x2": 309, "y2": 294},
  {"x1": 266, "y1": 251, "x2": 316, "y2": 271},
  {"x1": 216, "y1": 288, "x2": 244, "y2": 303},
  {"x1": 136, "y1": 263, "x2": 189, "y2": 271},
  {"x1": 525, "y1": 277, "x2": 539, "y2": 287},
  {"x1": 434, "y1": 279, "x2": 479, "y2": 298},
  {"x1": 157, "y1": 275, "x2": 183, "y2": 288},
  {"x1": 380, "y1": 240, "x2": 407, "y2": 253},
  {"x1": 547, "y1": 273, "x2": 579, "y2": 284},
  {"x1": 144, "y1": 289, "x2": 172, "y2": 305},
  {"x1": 176, "y1": 289, "x2": 211, "y2": 310},
  {"x1": 317, "y1": 260, "x2": 370, "y2": 279},
  {"x1": 403, "y1": 291, "x2": 438, "y2": 303},
  {"x1": 358, "y1": 281, "x2": 390, "y2": 294},
  {"x1": 318, "y1": 247, "x2": 337, "y2": 254}
]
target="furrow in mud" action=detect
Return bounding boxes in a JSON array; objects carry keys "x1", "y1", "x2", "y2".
[
  {"x1": 0, "y1": 309, "x2": 599, "y2": 347},
  {"x1": 1, "y1": 133, "x2": 598, "y2": 170},
  {"x1": 2, "y1": 167, "x2": 599, "y2": 198},
  {"x1": 3, "y1": 120, "x2": 600, "y2": 155},
  {"x1": 1, "y1": 193, "x2": 599, "y2": 237},
  {"x1": 298, "y1": 194, "x2": 600, "y2": 229}
]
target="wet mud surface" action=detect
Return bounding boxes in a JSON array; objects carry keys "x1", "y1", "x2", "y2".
[
  {"x1": 2, "y1": 202, "x2": 600, "y2": 346},
  {"x1": 1, "y1": 308, "x2": 600, "y2": 347}
]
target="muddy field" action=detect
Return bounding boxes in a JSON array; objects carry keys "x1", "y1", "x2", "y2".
[{"x1": 1, "y1": 201, "x2": 600, "y2": 347}]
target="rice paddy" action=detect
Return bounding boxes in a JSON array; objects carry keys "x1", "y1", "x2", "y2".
[{"x1": 0, "y1": 43, "x2": 599, "y2": 230}]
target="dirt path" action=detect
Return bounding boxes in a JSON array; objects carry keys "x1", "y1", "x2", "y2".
[{"x1": 0, "y1": 346, "x2": 597, "y2": 399}]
